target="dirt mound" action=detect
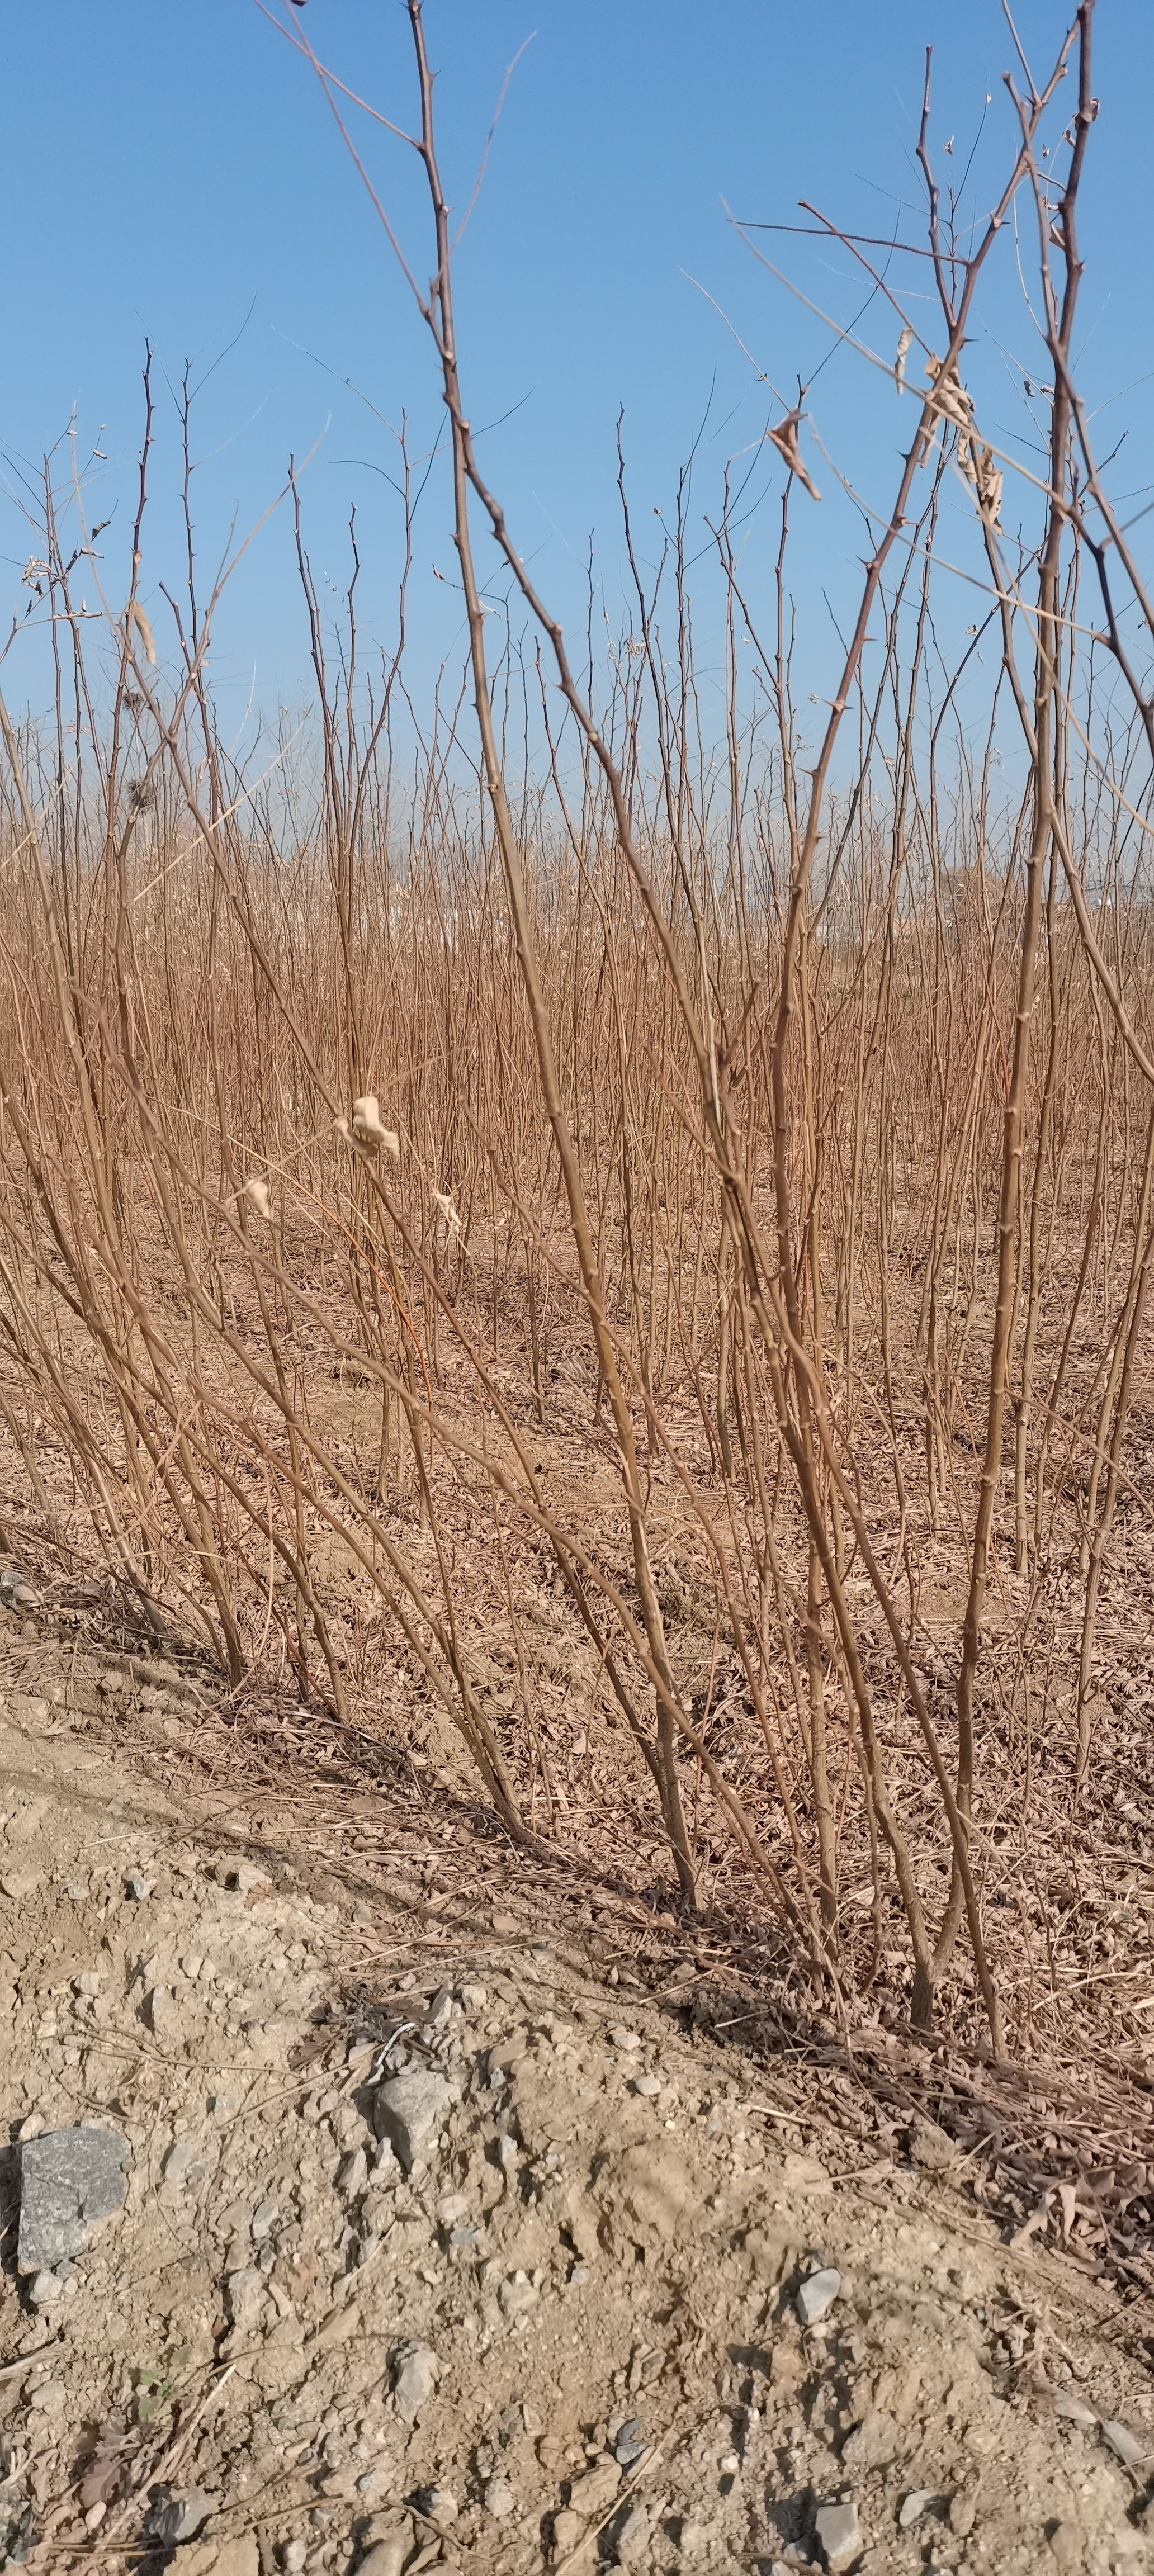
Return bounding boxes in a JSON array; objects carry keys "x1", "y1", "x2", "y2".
[{"x1": 1, "y1": 1661, "x2": 1152, "y2": 2576}]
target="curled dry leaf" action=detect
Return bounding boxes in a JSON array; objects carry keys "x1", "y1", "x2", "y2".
[
  {"x1": 127, "y1": 599, "x2": 157, "y2": 666},
  {"x1": 350, "y1": 1095, "x2": 400, "y2": 1157},
  {"x1": 243, "y1": 1176, "x2": 273, "y2": 1223},
  {"x1": 767, "y1": 409, "x2": 821, "y2": 502}
]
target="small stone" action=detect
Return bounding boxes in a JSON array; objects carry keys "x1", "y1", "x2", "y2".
[
  {"x1": 17, "y1": 2125, "x2": 129, "y2": 2273},
  {"x1": 814, "y1": 2498, "x2": 862, "y2": 2572},
  {"x1": 949, "y1": 2493, "x2": 977, "y2": 2538},
  {"x1": 1052, "y1": 2386, "x2": 1098, "y2": 2430},
  {"x1": 632, "y1": 2074, "x2": 662, "y2": 2098},
  {"x1": 418, "y1": 2489, "x2": 457, "y2": 2528},
  {"x1": 567, "y1": 2460, "x2": 621, "y2": 2518},
  {"x1": 614, "y1": 2418, "x2": 646, "y2": 2468},
  {"x1": 550, "y1": 2509, "x2": 583, "y2": 2558},
  {"x1": 372, "y1": 2070, "x2": 451, "y2": 2171},
  {"x1": 1101, "y1": 2417, "x2": 1143, "y2": 2468},
  {"x1": 282, "y1": 2544, "x2": 308, "y2": 2575},
  {"x1": 1048, "y1": 2525, "x2": 1086, "y2": 2570},
  {"x1": 718, "y1": 2450, "x2": 740, "y2": 2476},
  {"x1": 484, "y1": 2477, "x2": 516, "y2": 2518},
  {"x1": 338, "y1": 2149, "x2": 368, "y2": 2199},
  {"x1": 899, "y1": 2491, "x2": 936, "y2": 2530},
  {"x1": 797, "y1": 2265, "x2": 841, "y2": 2325},
  {"x1": 29, "y1": 2269, "x2": 67, "y2": 2307},
  {"x1": 125, "y1": 1872, "x2": 150, "y2": 1901},
  {"x1": 392, "y1": 2340, "x2": 438, "y2": 2423},
  {"x1": 144, "y1": 2489, "x2": 216, "y2": 2546},
  {"x1": 250, "y1": 2198, "x2": 278, "y2": 2243}
]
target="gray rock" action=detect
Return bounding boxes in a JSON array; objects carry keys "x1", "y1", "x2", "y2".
[
  {"x1": 144, "y1": 2488, "x2": 216, "y2": 2546},
  {"x1": 372, "y1": 2070, "x2": 451, "y2": 2171},
  {"x1": 1052, "y1": 2385, "x2": 1098, "y2": 2430},
  {"x1": 17, "y1": 2126, "x2": 129, "y2": 2274},
  {"x1": 614, "y1": 2417, "x2": 646, "y2": 2468},
  {"x1": 797, "y1": 2265, "x2": 841, "y2": 2325},
  {"x1": 28, "y1": 2270, "x2": 68, "y2": 2307},
  {"x1": 392, "y1": 2340, "x2": 438, "y2": 2423},
  {"x1": 814, "y1": 2498, "x2": 862, "y2": 2572},
  {"x1": 250, "y1": 2198, "x2": 278, "y2": 2243},
  {"x1": 125, "y1": 1872, "x2": 150, "y2": 1901},
  {"x1": 483, "y1": 2477, "x2": 516, "y2": 2518},
  {"x1": 898, "y1": 2490, "x2": 936, "y2": 2530},
  {"x1": 1100, "y1": 2416, "x2": 1143, "y2": 2468}
]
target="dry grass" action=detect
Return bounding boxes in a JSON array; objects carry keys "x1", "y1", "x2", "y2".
[{"x1": 1, "y1": 0, "x2": 1152, "y2": 2132}]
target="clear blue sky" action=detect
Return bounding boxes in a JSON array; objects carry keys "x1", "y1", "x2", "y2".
[{"x1": 3, "y1": 1, "x2": 1152, "y2": 737}]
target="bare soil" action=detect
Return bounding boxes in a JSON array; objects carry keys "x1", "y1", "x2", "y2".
[{"x1": 1, "y1": 1620, "x2": 1153, "y2": 2576}]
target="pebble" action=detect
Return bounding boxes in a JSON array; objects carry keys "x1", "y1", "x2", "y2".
[
  {"x1": 392, "y1": 2341, "x2": 439, "y2": 2424},
  {"x1": 814, "y1": 2497, "x2": 862, "y2": 2572},
  {"x1": 1052, "y1": 2386, "x2": 1098, "y2": 2430},
  {"x1": 899, "y1": 2490, "x2": 936, "y2": 2528},
  {"x1": 17, "y1": 2125, "x2": 129, "y2": 2273},
  {"x1": 372, "y1": 2070, "x2": 451, "y2": 2171},
  {"x1": 632, "y1": 2074, "x2": 662, "y2": 2098},
  {"x1": 125, "y1": 1872, "x2": 150, "y2": 1901},
  {"x1": 567, "y1": 2460, "x2": 621, "y2": 2518},
  {"x1": 281, "y1": 2544, "x2": 308, "y2": 2574},
  {"x1": 418, "y1": 2489, "x2": 457, "y2": 2528},
  {"x1": 614, "y1": 2418, "x2": 646, "y2": 2468},
  {"x1": 250, "y1": 2199, "x2": 278, "y2": 2243},
  {"x1": 483, "y1": 2476, "x2": 516, "y2": 2518},
  {"x1": 797, "y1": 2265, "x2": 841, "y2": 2326},
  {"x1": 1100, "y1": 2417, "x2": 1143, "y2": 2468},
  {"x1": 29, "y1": 2270, "x2": 67, "y2": 2307},
  {"x1": 145, "y1": 2488, "x2": 216, "y2": 2546}
]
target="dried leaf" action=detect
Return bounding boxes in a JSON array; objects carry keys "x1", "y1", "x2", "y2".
[{"x1": 767, "y1": 409, "x2": 821, "y2": 501}]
